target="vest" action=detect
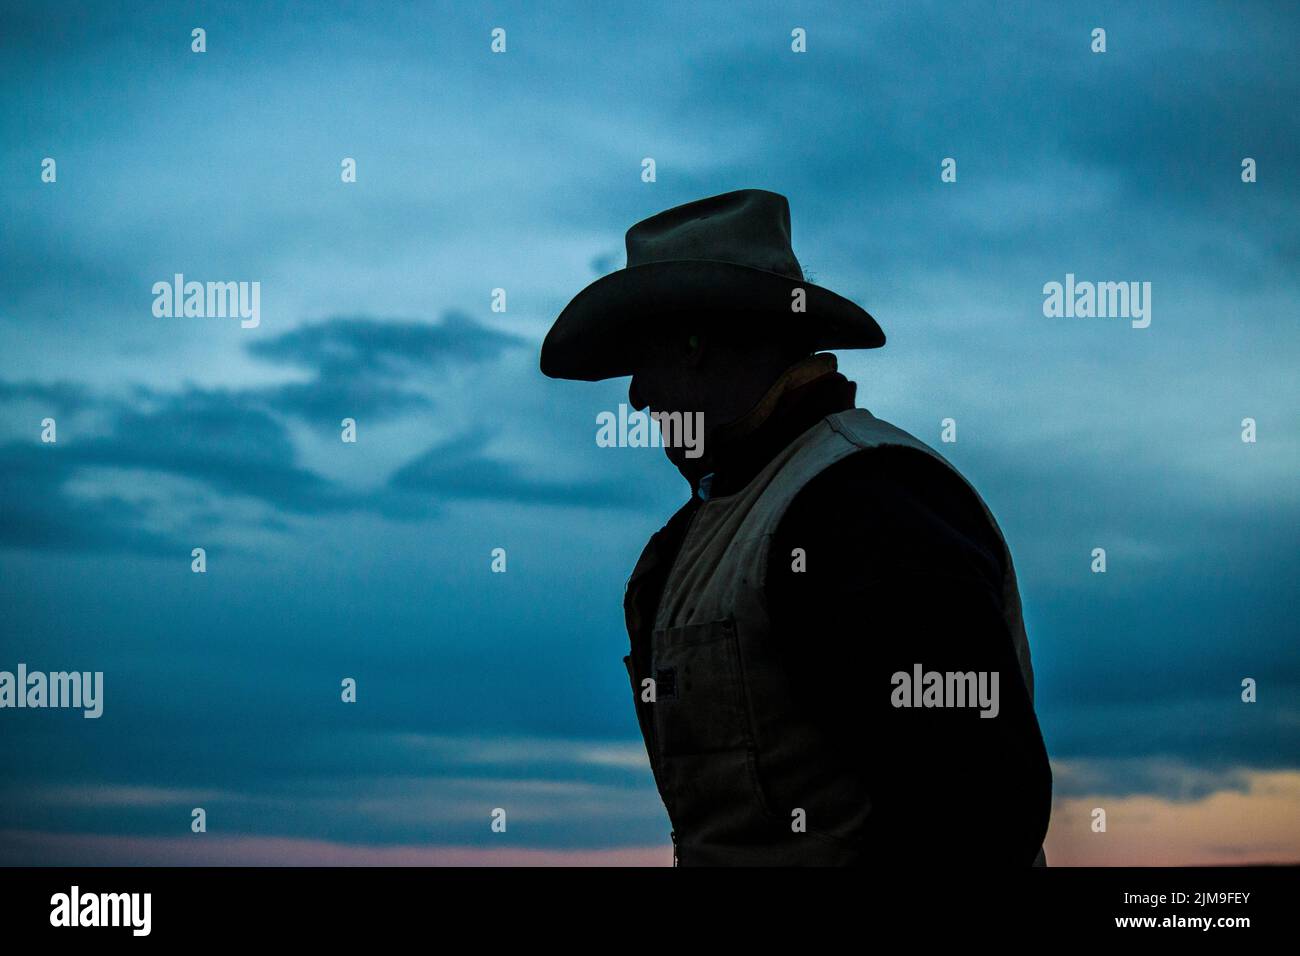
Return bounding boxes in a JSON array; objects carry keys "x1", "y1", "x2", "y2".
[{"x1": 622, "y1": 408, "x2": 1035, "y2": 866}]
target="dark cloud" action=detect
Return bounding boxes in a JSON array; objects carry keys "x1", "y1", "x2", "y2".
[
  {"x1": 1041, "y1": 692, "x2": 1300, "y2": 773},
  {"x1": 246, "y1": 312, "x2": 527, "y2": 423},
  {"x1": 0, "y1": 382, "x2": 351, "y2": 555},
  {"x1": 248, "y1": 312, "x2": 526, "y2": 375},
  {"x1": 389, "y1": 431, "x2": 639, "y2": 509},
  {"x1": 0, "y1": 313, "x2": 626, "y2": 553},
  {"x1": 254, "y1": 377, "x2": 432, "y2": 423},
  {"x1": 1051, "y1": 758, "x2": 1255, "y2": 803},
  {"x1": 0, "y1": 380, "x2": 96, "y2": 413},
  {"x1": 84, "y1": 389, "x2": 348, "y2": 514},
  {"x1": 0, "y1": 442, "x2": 182, "y2": 555}
]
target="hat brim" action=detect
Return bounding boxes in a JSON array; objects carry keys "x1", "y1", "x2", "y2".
[{"x1": 540, "y1": 259, "x2": 885, "y2": 381}]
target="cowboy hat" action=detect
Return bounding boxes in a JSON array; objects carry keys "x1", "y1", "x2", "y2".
[{"x1": 540, "y1": 189, "x2": 884, "y2": 381}]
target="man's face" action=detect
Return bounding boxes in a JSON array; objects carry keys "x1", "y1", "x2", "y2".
[
  {"x1": 629, "y1": 332, "x2": 706, "y2": 415},
  {"x1": 629, "y1": 328, "x2": 811, "y2": 471}
]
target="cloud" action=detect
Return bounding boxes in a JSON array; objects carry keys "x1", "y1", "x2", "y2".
[
  {"x1": 0, "y1": 385, "x2": 350, "y2": 556},
  {"x1": 1050, "y1": 757, "x2": 1253, "y2": 803},
  {"x1": 1043, "y1": 769, "x2": 1300, "y2": 866},
  {"x1": 389, "y1": 430, "x2": 639, "y2": 508},
  {"x1": 0, "y1": 313, "x2": 604, "y2": 553},
  {"x1": 0, "y1": 728, "x2": 669, "y2": 851},
  {"x1": 246, "y1": 312, "x2": 528, "y2": 423},
  {"x1": 248, "y1": 312, "x2": 526, "y2": 375},
  {"x1": 0, "y1": 442, "x2": 182, "y2": 554},
  {"x1": 0, "y1": 380, "x2": 95, "y2": 413}
]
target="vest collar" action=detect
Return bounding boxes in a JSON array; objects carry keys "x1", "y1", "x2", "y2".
[{"x1": 690, "y1": 355, "x2": 856, "y2": 500}]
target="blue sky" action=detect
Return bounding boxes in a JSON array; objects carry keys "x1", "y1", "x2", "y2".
[{"x1": 1, "y1": 0, "x2": 1297, "y2": 864}]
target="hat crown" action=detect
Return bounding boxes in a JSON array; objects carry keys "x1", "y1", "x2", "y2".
[{"x1": 625, "y1": 189, "x2": 804, "y2": 281}]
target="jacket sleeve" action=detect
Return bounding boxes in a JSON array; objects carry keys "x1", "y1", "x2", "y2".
[{"x1": 767, "y1": 446, "x2": 1052, "y2": 865}]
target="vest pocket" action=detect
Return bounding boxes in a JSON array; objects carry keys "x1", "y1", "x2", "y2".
[{"x1": 650, "y1": 617, "x2": 752, "y2": 756}]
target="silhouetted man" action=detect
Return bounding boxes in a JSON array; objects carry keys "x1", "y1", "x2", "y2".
[{"x1": 542, "y1": 190, "x2": 1051, "y2": 866}]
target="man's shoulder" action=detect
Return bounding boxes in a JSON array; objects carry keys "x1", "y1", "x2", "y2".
[
  {"x1": 774, "y1": 442, "x2": 1006, "y2": 581},
  {"x1": 788, "y1": 440, "x2": 978, "y2": 520}
]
